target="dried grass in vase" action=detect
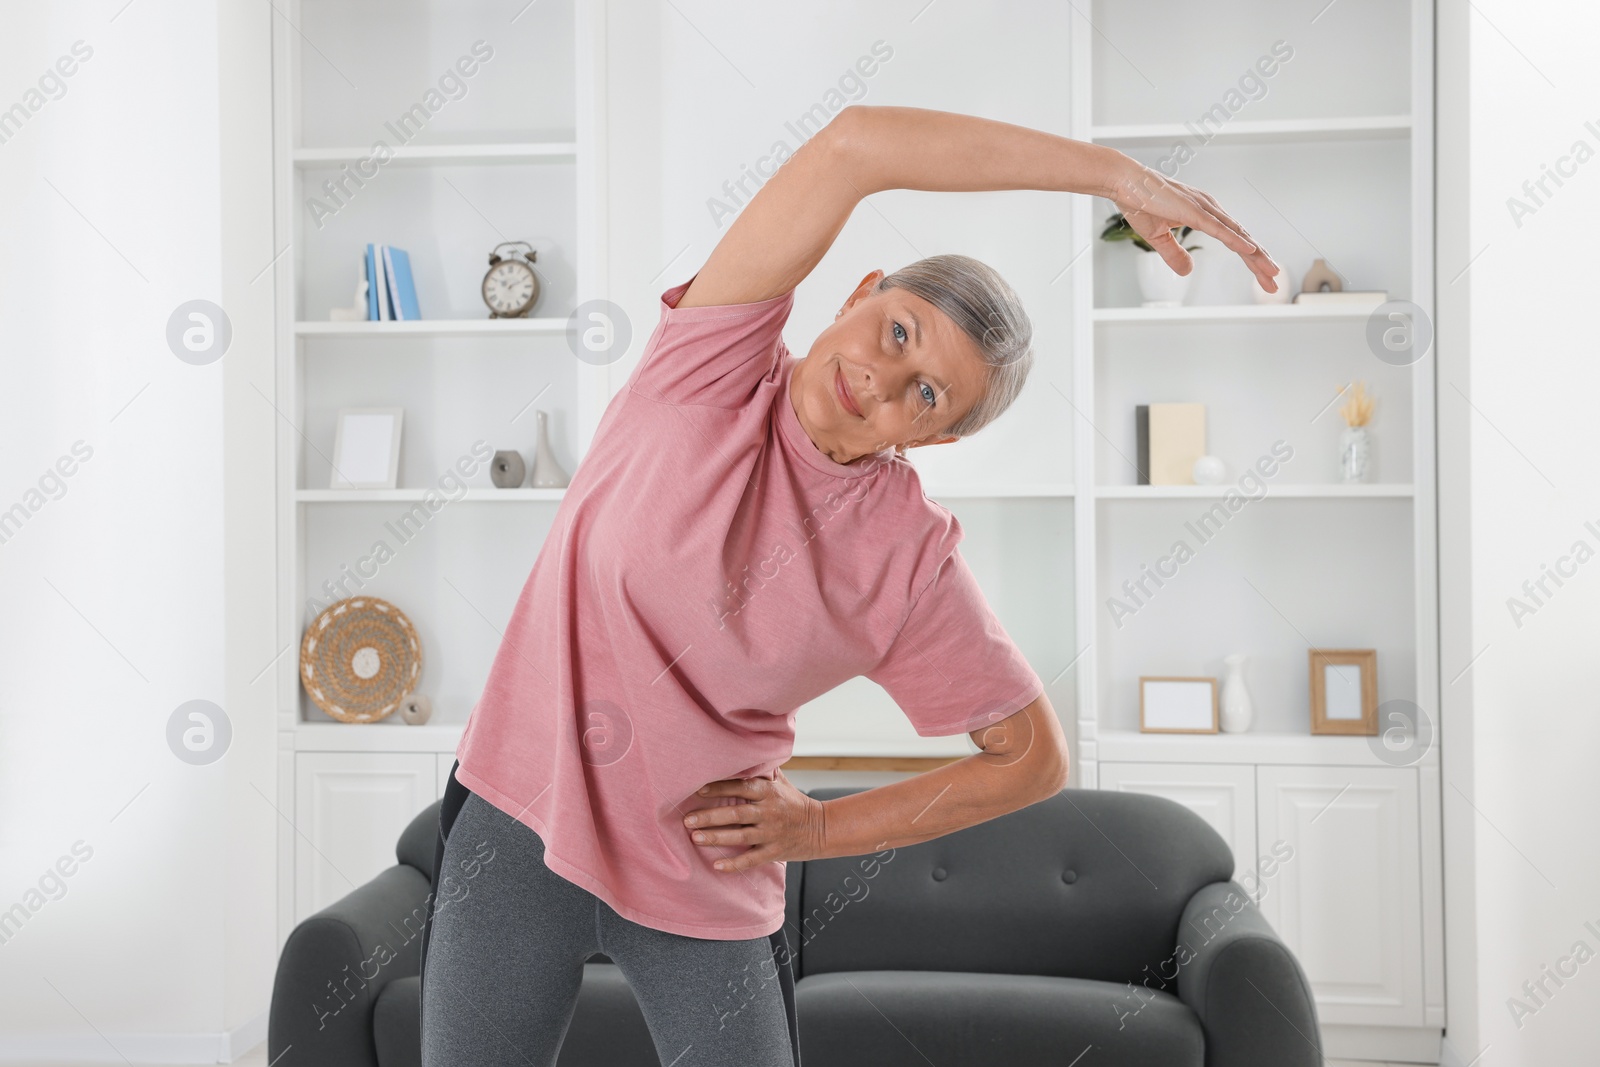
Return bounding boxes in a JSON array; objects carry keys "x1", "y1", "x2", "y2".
[{"x1": 1339, "y1": 381, "x2": 1374, "y2": 428}]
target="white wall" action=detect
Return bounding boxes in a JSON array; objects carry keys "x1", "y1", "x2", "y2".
[
  {"x1": 0, "y1": 1, "x2": 275, "y2": 1060},
  {"x1": 1438, "y1": 2, "x2": 1600, "y2": 1064}
]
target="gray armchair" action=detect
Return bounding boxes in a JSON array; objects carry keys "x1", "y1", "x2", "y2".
[{"x1": 269, "y1": 783, "x2": 1321, "y2": 1066}]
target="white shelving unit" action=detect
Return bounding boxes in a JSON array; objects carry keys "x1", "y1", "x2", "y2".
[
  {"x1": 270, "y1": 0, "x2": 606, "y2": 727},
  {"x1": 264, "y1": 3, "x2": 1443, "y2": 1057},
  {"x1": 1067, "y1": 0, "x2": 1437, "y2": 769},
  {"x1": 268, "y1": 0, "x2": 608, "y2": 930},
  {"x1": 1073, "y1": 2, "x2": 1441, "y2": 1059}
]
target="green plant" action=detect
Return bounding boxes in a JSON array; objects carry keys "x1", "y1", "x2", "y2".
[{"x1": 1099, "y1": 212, "x2": 1201, "y2": 253}]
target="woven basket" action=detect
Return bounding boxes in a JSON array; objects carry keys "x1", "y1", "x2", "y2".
[{"x1": 300, "y1": 596, "x2": 422, "y2": 723}]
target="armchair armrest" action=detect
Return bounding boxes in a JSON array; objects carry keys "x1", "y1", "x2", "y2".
[
  {"x1": 1176, "y1": 880, "x2": 1323, "y2": 1067},
  {"x1": 268, "y1": 864, "x2": 432, "y2": 1067}
]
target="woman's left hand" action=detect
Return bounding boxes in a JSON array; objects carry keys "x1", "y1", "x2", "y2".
[
  {"x1": 1105, "y1": 156, "x2": 1281, "y2": 291},
  {"x1": 682, "y1": 769, "x2": 827, "y2": 873}
]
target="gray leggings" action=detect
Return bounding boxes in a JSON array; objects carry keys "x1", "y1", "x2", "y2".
[{"x1": 420, "y1": 780, "x2": 800, "y2": 1066}]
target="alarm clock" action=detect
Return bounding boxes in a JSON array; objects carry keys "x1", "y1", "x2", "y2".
[{"x1": 482, "y1": 241, "x2": 542, "y2": 319}]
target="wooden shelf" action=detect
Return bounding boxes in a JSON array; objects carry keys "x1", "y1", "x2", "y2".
[
  {"x1": 1090, "y1": 115, "x2": 1411, "y2": 147},
  {"x1": 1092, "y1": 303, "x2": 1380, "y2": 324},
  {"x1": 296, "y1": 488, "x2": 566, "y2": 503},
  {"x1": 295, "y1": 319, "x2": 568, "y2": 338},
  {"x1": 1095, "y1": 484, "x2": 1412, "y2": 499},
  {"x1": 293, "y1": 141, "x2": 578, "y2": 167}
]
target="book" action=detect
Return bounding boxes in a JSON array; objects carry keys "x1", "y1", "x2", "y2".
[
  {"x1": 366, "y1": 243, "x2": 392, "y2": 320},
  {"x1": 364, "y1": 244, "x2": 381, "y2": 321},
  {"x1": 1293, "y1": 289, "x2": 1387, "y2": 307},
  {"x1": 376, "y1": 246, "x2": 392, "y2": 321},
  {"x1": 1136, "y1": 402, "x2": 1206, "y2": 485},
  {"x1": 1135, "y1": 405, "x2": 1149, "y2": 485},
  {"x1": 382, "y1": 246, "x2": 401, "y2": 321},
  {"x1": 383, "y1": 246, "x2": 421, "y2": 321}
]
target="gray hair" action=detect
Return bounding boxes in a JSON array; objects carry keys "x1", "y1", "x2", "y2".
[{"x1": 875, "y1": 253, "x2": 1034, "y2": 440}]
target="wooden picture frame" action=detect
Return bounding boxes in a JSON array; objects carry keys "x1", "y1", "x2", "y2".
[
  {"x1": 330, "y1": 407, "x2": 404, "y2": 490},
  {"x1": 1139, "y1": 676, "x2": 1219, "y2": 734},
  {"x1": 1309, "y1": 648, "x2": 1378, "y2": 735}
]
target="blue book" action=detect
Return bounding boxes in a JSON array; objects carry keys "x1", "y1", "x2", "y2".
[
  {"x1": 375, "y1": 244, "x2": 392, "y2": 321},
  {"x1": 383, "y1": 245, "x2": 421, "y2": 321},
  {"x1": 364, "y1": 243, "x2": 380, "y2": 321}
]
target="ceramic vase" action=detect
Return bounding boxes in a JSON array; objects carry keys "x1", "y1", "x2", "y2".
[
  {"x1": 530, "y1": 409, "x2": 571, "y2": 489},
  {"x1": 1136, "y1": 252, "x2": 1192, "y2": 307},
  {"x1": 1302, "y1": 257, "x2": 1343, "y2": 294},
  {"x1": 1219, "y1": 653, "x2": 1254, "y2": 733},
  {"x1": 1339, "y1": 426, "x2": 1372, "y2": 483},
  {"x1": 399, "y1": 693, "x2": 433, "y2": 726},
  {"x1": 491, "y1": 450, "x2": 525, "y2": 488}
]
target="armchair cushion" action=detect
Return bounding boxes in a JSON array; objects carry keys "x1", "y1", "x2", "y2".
[{"x1": 796, "y1": 970, "x2": 1205, "y2": 1066}]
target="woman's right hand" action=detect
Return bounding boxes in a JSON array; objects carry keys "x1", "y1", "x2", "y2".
[
  {"x1": 682, "y1": 770, "x2": 827, "y2": 872},
  {"x1": 1105, "y1": 157, "x2": 1281, "y2": 291}
]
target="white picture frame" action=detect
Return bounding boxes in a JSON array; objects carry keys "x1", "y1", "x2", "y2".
[
  {"x1": 1139, "y1": 676, "x2": 1219, "y2": 734},
  {"x1": 330, "y1": 407, "x2": 404, "y2": 490}
]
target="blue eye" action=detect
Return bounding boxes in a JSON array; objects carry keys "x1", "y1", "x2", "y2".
[
  {"x1": 919, "y1": 381, "x2": 936, "y2": 406},
  {"x1": 893, "y1": 322, "x2": 907, "y2": 345}
]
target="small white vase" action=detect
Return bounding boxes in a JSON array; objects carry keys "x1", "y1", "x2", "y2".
[
  {"x1": 529, "y1": 409, "x2": 571, "y2": 488},
  {"x1": 1136, "y1": 251, "x2": 1193, "y2": 308},
  {"x1": 1219, "y1": 653, "x2": 1254, "y2": 733},
  {"x1": 1339, "y1": 425, "x2": 1372, "y2": 483}
]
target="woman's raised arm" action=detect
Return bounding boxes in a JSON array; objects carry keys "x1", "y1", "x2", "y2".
[
  {"x1": 675, "y1": 109, "x2": 866, "y2": 309},
  {"x1": 678, "y1": 104, "x2": 1279, "y2": 310}
]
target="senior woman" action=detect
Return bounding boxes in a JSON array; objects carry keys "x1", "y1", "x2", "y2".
[{"x1": 420, "y1": 104, "x2": 1278, "y2": 1066}]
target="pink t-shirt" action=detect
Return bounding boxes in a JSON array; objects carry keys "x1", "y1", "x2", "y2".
[{"x1": 454, "y1": 274, "x2": 1044, "y2": 939}]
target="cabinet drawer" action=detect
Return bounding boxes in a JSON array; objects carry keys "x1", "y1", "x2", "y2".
[{"x1": 1097, "y1": 761, "x2": 1256, "y2": 888}]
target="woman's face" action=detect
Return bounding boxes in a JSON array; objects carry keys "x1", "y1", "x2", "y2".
[{"x1": 790, "y1": 271, "x2": 989, "y2": 467}]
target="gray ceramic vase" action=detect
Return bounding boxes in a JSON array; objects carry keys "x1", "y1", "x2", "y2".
[
  {"x1": 491, "y1": 449, "x2": 526, "y2": 488},
  {"x1": 530, "y1": 410, "x2": 571, "y2": 489}
]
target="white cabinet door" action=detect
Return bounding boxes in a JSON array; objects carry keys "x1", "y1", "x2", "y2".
[
  {"x1": 1256, "y1": 765, "x2": 1422, "y2": 1027},
  {"x1": 1097, "y1": 762, "x2": 1256, "y2": 888},
  {"x1": 294, "y1": 752, "x2": 438, "y2": 923}
]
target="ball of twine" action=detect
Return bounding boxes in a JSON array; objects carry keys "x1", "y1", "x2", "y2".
[{"x1": 300, "y1": 596, "x2": 422, "y2": 723}]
